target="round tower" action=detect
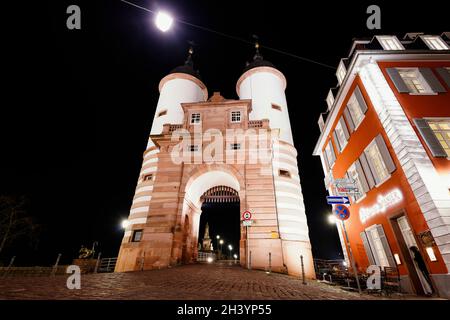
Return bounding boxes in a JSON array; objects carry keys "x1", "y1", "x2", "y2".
[
  {"x1": 148, "y1": 48, "x2": 208, "y2": 146},
  {"x1": 236, "y1": 43, "x2": 315, "y2": 278},
  {"x1": 236, "y1": 44, "x2": 293, "y2": 145}
]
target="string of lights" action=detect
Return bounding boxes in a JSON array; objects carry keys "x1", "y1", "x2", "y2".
[{"x1": 120, "y1": 0, "x2": 336, "y2": 69}]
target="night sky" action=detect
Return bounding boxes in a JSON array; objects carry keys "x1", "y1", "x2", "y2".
[{"x1": 1, "y1": 0, "x2": 448, "y2": 266}]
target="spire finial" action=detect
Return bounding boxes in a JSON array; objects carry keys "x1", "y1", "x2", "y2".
[
  {"x1": 185, "y1": 40, "x2": 195, "y2": 66},
  {"x1": 252, "y1": 34, "x2": 263, "y2": 61}
]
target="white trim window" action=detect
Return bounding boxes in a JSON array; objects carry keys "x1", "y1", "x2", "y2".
[
  {"x1": 326, "y1": 90, "x2": 334, "y2": 110},
  {"x1": 189, "y1": 145, "x2": 199, "y2": 152},
  {"x1": 333, "y1": 118, "x2": 349, "y2": 152},
  {"x1": 190, "y1": 113, "x2": 201, "y2": 124},
  {"x1": 324, "y1": 141, "x2": 336, "y2": 168},
  {"x1": 421, "y1": 35, "x2": 450, "y2": 50},
  {"x1": 336, "y1": 61, "x2": 347, "y2": 85},
  {"x1": 397, "y1": 68, "x2": 434, "y2": 94},
  {"x1": 426, "y1": 119, "x2": 450, "y2": 157},
  {"x1": 366, "y1": 226, "x2": 391, "y2": 267},
  {"x1": 364, "y1": 140, "x2": 390, "y2": 185},
  {"x1": 231, "y1": 111, "x2": 241, "y2": 123},
  {"x1": 347, "y1": 162, "x2": 366, "y2": 201},
  {"x1": 376, "y1": 36, "x2": 405, "y2": 50},
  {"x1": 346, "y1": 93, "x2": 364, "y2": 128}
]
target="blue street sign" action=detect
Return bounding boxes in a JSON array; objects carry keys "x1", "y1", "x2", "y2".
[{"x1": 326, "y1": 196, "x2": 350, "y2": 205}]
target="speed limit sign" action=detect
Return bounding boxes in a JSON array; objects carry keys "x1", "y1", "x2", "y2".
[{"x1": 242, "y1": 210, "x2": 252, "y2": 221}]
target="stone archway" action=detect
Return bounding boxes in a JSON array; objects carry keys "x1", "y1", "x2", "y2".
[{"x1": 171, "y1": 165, "x2": 246, "y2": 266}]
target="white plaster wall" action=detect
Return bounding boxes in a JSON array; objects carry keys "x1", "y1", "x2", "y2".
[{"x1": 238, "y1": 70, "x2": 294, "y2": 144}]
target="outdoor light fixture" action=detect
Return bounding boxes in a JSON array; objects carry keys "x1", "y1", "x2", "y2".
[
  {"x1": 426, "y1": 247, "x2": 437, "y2": 262},
  {"x1": 121, "y1": 219, "x2": 129, "y2": 229},
  {"x1": 342, "y1": 261, "x2": 348, "y2": 267},
  {"x1": 228, "y1": 245, "x2": 233, "y2": 250},
  {"x1": 155, "y1": 11, "x2": 173, "y2": 32},
  {"x1": 216, "y1": 235, "x2": 220, "y2": 239},
  {"x1": 328, "y1": 214, "x2": 337, "y2": 225},
  {"x1": 206, "y1": 257, "x2": 213, "y2": 263},
  {"x1": 219, "y1": 239, "x2": 224, "y2": 245},
  {"x1": 233, "y1": 254, "x2": 238, "y2": 259}
]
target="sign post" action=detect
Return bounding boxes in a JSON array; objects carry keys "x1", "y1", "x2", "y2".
[
  {"x1": 242, "y1": 210, "x2": 252, "y2": 270},
  {"x1": 333, "y1": 204, "x2": 362, "y2": 294}
]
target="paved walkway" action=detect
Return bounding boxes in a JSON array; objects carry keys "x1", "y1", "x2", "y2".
[{"x1": 0, "y1": 263, "x2": 431, "y2": 300}]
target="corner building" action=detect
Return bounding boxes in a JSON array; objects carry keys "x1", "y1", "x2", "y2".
[{"x1": 313, "y1": 33, "x2": 450, "y2": 297}]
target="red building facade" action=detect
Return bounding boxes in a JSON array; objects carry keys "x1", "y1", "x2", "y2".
[{"x1": 313, "y1": 33, "x2": 450, "y2": 297}]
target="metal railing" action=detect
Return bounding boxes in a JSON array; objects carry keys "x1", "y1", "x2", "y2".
[
  {"x1": 197, "y1": 252, "x2": 216, "y2": 262},
  {"x1": 97, "y1": 257, "x2": 117, "y2": 273}
]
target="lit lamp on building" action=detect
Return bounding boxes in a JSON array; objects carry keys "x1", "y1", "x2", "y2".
[
  {"x1": 228, "y1": 244, "x2": 233, "y2": 259},
  {"x1": 121, "y1": 219, "x2": 129, "y2": 229}
]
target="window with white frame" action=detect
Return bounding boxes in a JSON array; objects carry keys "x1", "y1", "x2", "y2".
[
  {"x1": 421, "y1": 35, "x2": 450, "y2": 50},
  {"x1": 347, "y1": 163, "x2": 364, "y2": 201},
  {"x1": 397, "y1": 68, "x2": 434, "y2": 94},
  {"x1": 427, "y1": 119, "x2": 450, "y2": 157},
  {"x1": 189, "y1": 145, "x2": 199, "y2": 152},
  {"x1": 190, "y1": 113, "x2": 201, "y2": 124},
  {"x1": 231, "y1": 111, "x2": 241, "y2": 123},
  {"x1": 334, "y1": 121, "x2": 348, "y2": 151},
  {"x1": 326, "y1": 90, "x2": 334, "y2": 110},
  {"x1": 367, "y1": 226, "x2": 390, "y2": 267},
  {"x1": 347, "y1": 94, "x2": 364, "y2": 128},
  {"x1": 336, "y1": 61, "x2": 346, "y2": 84},
  {"x1": 324, "y1": 141, "x2": 335, "y2": 168},
  {"x1": 377, "y1": 36, "x2": 405, "y2": 50},
  {"x1": 365, "y1": 141, "x2": 390, "y2": 184}
]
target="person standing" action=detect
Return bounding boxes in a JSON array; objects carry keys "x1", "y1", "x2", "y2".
[{"x1": 410, "y1": 246, "x2": 433, "y2": 295}]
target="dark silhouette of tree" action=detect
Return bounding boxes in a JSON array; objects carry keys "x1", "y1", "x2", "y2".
[{"x1": 0, "y1": 195, "x2": 41, "y2": 255}]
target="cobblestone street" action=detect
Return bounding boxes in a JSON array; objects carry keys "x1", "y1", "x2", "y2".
[{"x1": 0, "y1": 263, "x2": 431, "y2": 300}]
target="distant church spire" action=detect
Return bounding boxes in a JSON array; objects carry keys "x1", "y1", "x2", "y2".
[
  {"x1": 243, "y1": 35, "x2": 275, "y2": 72},
  {"x1": 168, "y1": 41, "x2": 202, "y2": 80}
]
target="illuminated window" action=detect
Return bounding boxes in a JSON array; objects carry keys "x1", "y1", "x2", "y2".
[
  {"x1": 326, "y1": 91, "x2": 334, "y2": 110},
  {"x1": 427, "y1": 119, "x2": 450, "y2": 157},
  {"x1": 347, "y1": 94, "x2": 364, "y2": 128},
  {"x1": 132, "y1": 230, "x2": 143, "y2": 242},
  {"x1": 397, "y1": 68, "x2": 433, "y2": 94},
  {"x1": 377, "y1": 36, "x2": 405, "y2": 50},
  {"x1": 334, "y1": 121, "x2": 348, "y2": 151},
  {"x1": 324, "y1": 141, "x2": 335, "y2": 168},
  {"x1": 421, "y1": 36, "x2": 449, "y2": 50},
  {"x1": 365, "y1": 141, "x2": 389, "y2": 184},
  {"x1": 157, "y1": 110, "x2": 167, "y2": 117},
  {"x1": 347, "y1": 163, "x2": 364, "y2": 201},
  {"x1": 367, "y1": 227, "x2": 390, "y2": 267},
  {"x1": 190, "y1": 113, "x2": 201, "y2": 124},
  {"x1": 279, "y1": 169, "x2": 291, "y2": 178},
  {"x1": 231, "y1": 111, "x2": 241, "y2": 122}
]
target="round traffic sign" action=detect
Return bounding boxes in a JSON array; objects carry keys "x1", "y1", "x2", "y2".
[
  {"x1": 334, "y1": 205, "x2": 350, "y2": 221},
  {"x1": 242, "y1": 210, "x2": 252, "y2": 221}
]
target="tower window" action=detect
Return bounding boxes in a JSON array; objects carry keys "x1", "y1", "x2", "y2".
[
  {"x1": 279, "y1": 169, "x2": 291, "y2": 178},
  {"x1": 143, "y1": 174, "x2": 153, "y2": 181},
  {"x1": 189, "y1": 145, "x2": 199, "y2": 152},
  {"x1": 132, "y1": 230, "x2": 143, "y2": 242},
  {"x1": 230, "y1": 143, "x2": 241, "y2": 150},
  {"x1": 190, "y1": 113, "x2": 201, "y2": 124},
  {"x1": 231, "y1": 111, "x2": 241, "y2": 122},
  {"x1": 157, "y1": 110, "x2": 167, "y2": 117},
  {"x1": 271, "y1": 103, "x2": 282, "y2": 111}
]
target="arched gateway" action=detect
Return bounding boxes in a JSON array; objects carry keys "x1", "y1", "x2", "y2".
[{"x1": 115, "y1": 46, "x2": 315, "y2": 278}]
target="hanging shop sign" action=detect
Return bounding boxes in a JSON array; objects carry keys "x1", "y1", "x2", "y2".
[
  {"x1": 359, "y1": 188, "x2": 403, "y2": 223},
  {"x1": 333, "y1": 178, "x2": 361, "y2": 196}
]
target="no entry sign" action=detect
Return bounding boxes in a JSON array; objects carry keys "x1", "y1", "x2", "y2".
[{"x1": 242, "y1": 210, "x2": 252, "y2": 221}]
